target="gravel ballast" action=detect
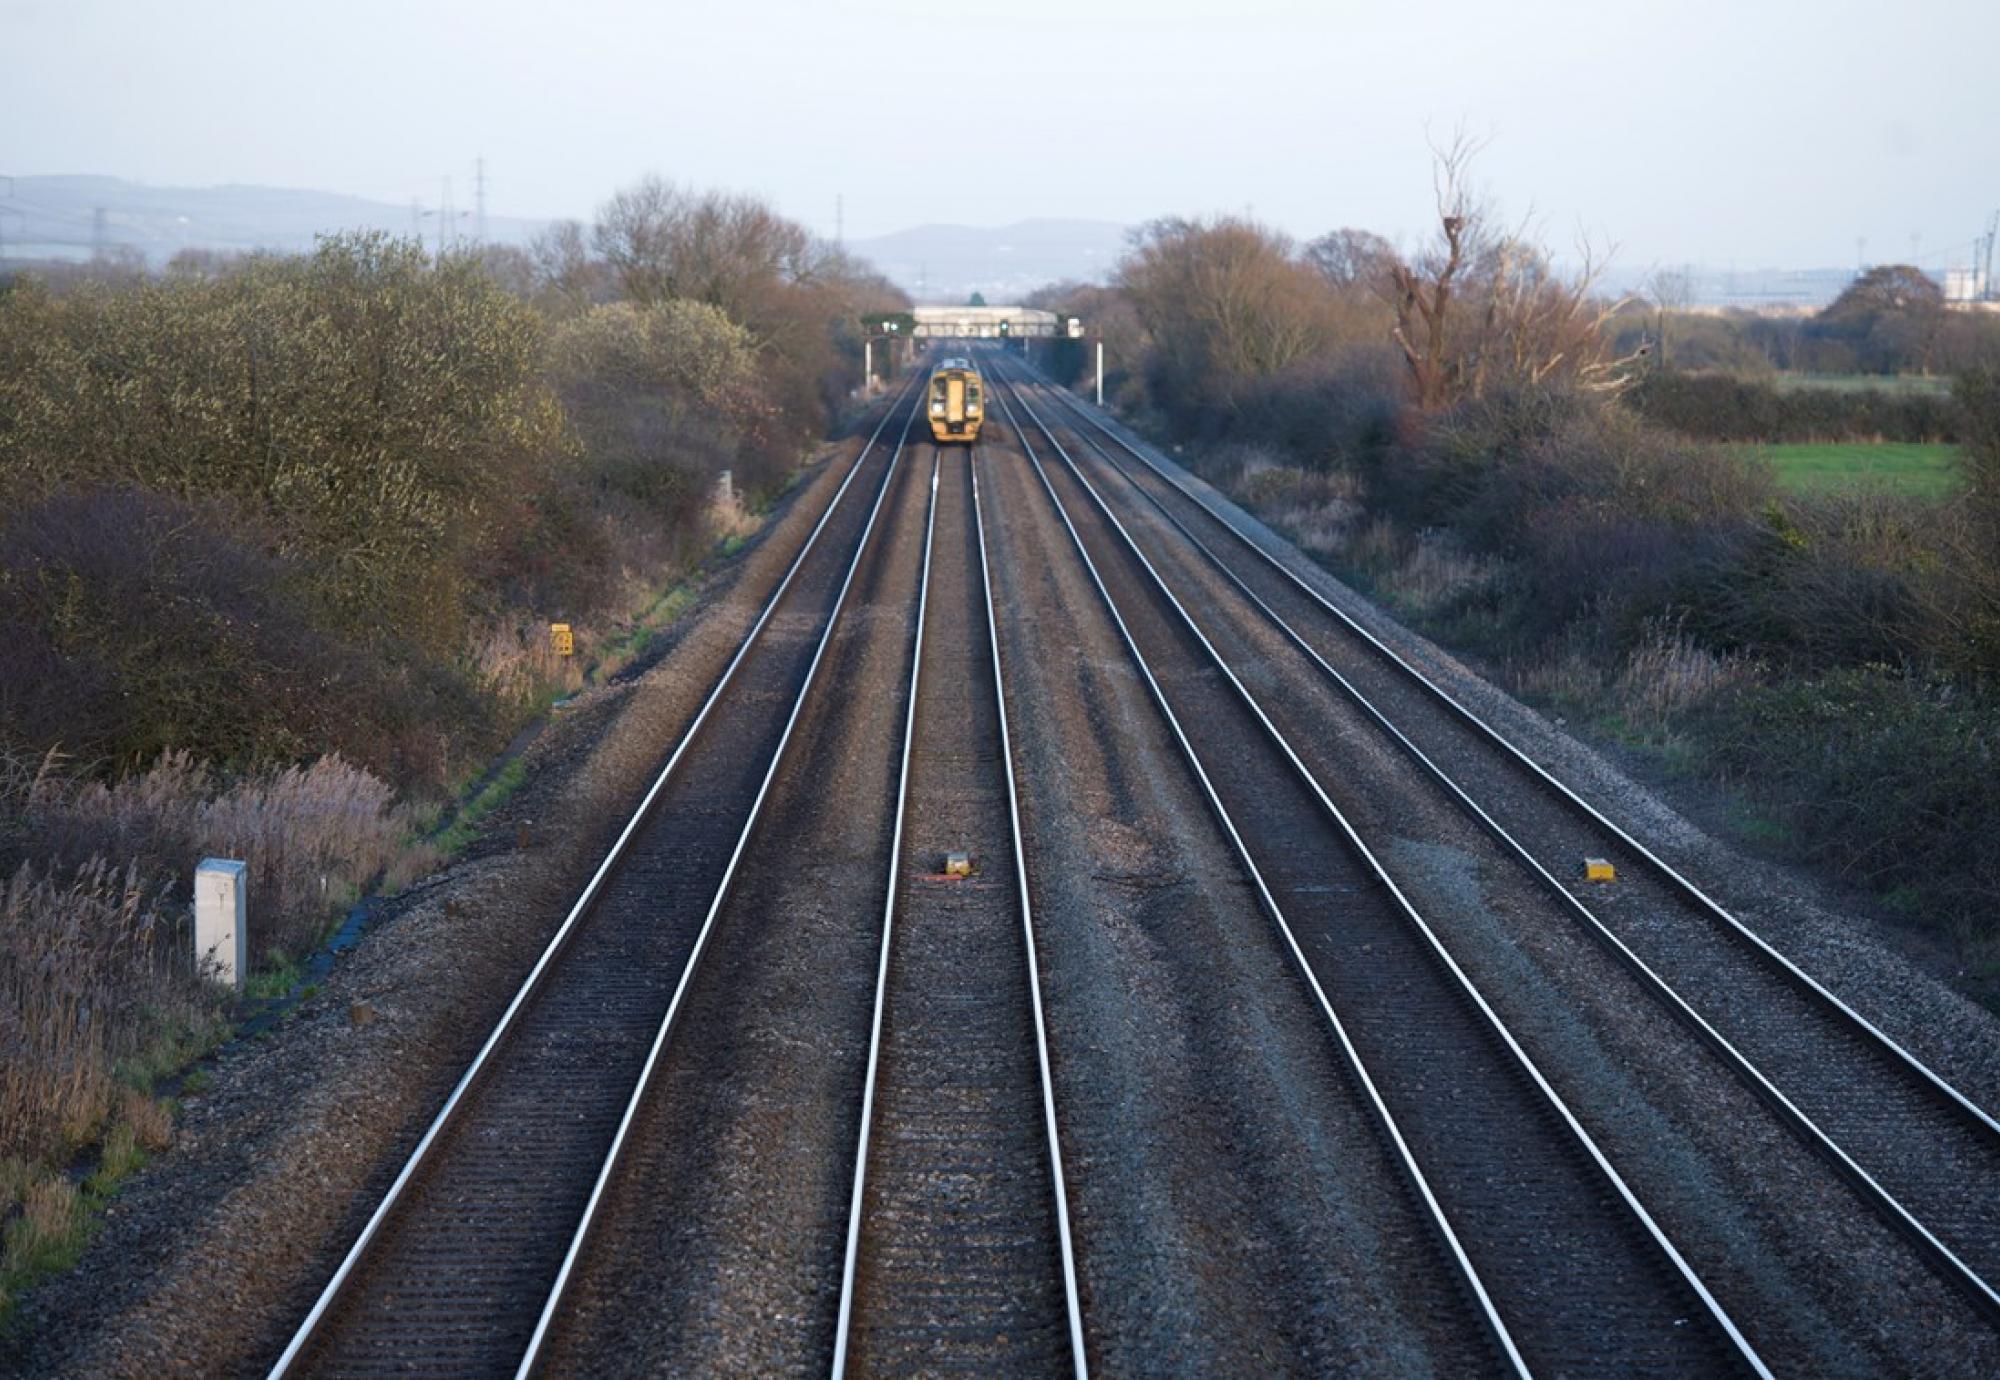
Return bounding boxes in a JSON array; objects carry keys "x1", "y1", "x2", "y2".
[
  {"x1": 982, "y1": 425, "x2": 1494, "y2": 1375},
  {"x1": 1028, "y1": 382, "x2": 1993, "y2": 1374}
]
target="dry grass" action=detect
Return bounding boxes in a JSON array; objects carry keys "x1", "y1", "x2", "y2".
[
  {"x1": 1235, "y1": 460, "x2": 1363, "y2": 556},
  {"x1": 1391, "y1": 530, "x2": 1503, "y2": 614},
  {"x1": 0, "y1": 1169, "x2": 89, "y2": 1321},
  {"x1": 467, "y1": 617, "x2": 586, "y2": 713},
  {"x1": 0, "y1": 1157, "x2": 36, "y2": 1213},
  {"x1": 1344, "y1": 515, "x2": 1404, "y2": 569},
  {"x1": 24, "y1": 750, "x2": 412, "y2": 964},
  {"x1": 0, "y1": 858, "x2": 184, "y2": 1162},
  {"x1": 94, "y1": 1123, "x2": 142, "y2": 1186},
  {"x1": 1335, "y1": 516, "x2": 1502, "y2": 617},
  {"x1": 1614, "y1": 618, "x2": 1753, "y2": 725},
  {"x1": 2, "y1": 747, "x2": 414, "y2": 1182},
  {"x1": 1508, "y1": 646, "x2": 1606, "y2": 711},
  {"x1": 119, "y1": 1087, "x2": 174, "y2": 1155},
  {"x1": 705, "y1": 480, "x2": 760, "y2": 543},
  {"x1": 2, "y1": 1171, "x2": 83, "y2": 1268}
]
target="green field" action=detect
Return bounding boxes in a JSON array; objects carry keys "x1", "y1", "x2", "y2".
[
  {"x1": 1769, "y1": 372, "x2": 1954, "y2": 396},
  {"x1": 1735, "y1": 442, "x2": 1963, "y2": 498}
]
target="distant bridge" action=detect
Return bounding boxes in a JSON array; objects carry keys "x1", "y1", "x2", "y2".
[{"x1": 905, "y1": 306, "x2": 1081, "y2": 339}]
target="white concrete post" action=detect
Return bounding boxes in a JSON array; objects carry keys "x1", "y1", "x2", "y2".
[
  {"x1": 195, "y1": 858, "x2": 248, "y2": 991},
  {"x1": 1096, "y1": 341, "x2": 1105, "y2": 407},
  {"x1": 863, "y1": 338, "x2": 872, "y2": 395},
  {"x1": 718, "y1": 469, "x2": 735, "y2": 506}
]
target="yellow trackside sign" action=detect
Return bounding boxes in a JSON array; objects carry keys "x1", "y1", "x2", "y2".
[{"x1": 550, "y1": 623, "x2": 574, "y2": 657}]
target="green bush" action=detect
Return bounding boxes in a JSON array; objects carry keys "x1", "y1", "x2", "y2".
[
  {"x1": 1362, "y1": 387, "x2": 1771, "y2": 646},
  {"x1": 1958, "y1": 367, "x2": 2000, "y2": 502},
  {"x1": 545, "y1": 298, "x2": 766, "y2": 509},
  {"x1": 1697, "y1": 670, "x2": 2000, "y2": 934},
  {"x1": 0, "y1": 234, "x2": 570, "y2": 647},
  {"x1": 0, "y1": 488, "x2": 488, "y2": 783},
  {"x1": 1626, "y1": 371, "x2": 1958, "y2": 444}
]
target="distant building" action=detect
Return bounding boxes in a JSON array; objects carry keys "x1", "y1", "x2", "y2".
[
  {"x1": 1683, "y1": 267, "x2": 1858, "y2": 314},
  {"x1": 1945, "y1": 266, "x2": 1991, "y2": 303},
  {"x1": 1671, "y1": 264, "x2": 2000, "y2": 316}
]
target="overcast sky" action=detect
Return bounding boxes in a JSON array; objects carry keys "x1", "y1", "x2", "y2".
[{"x1": 5, "y1": 0, "x2": 1996, "y2": 271}]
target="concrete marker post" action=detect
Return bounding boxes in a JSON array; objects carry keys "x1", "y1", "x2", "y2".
[{"x1": 195, "y1": 857, "x2": 248, "y2": 991}]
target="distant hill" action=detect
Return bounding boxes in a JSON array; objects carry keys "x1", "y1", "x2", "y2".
[
  {"x1": 0, "y1": 175, "x2": 550, "y2": 265},
  {"x1": 0, "y1": 180, "x2": 1129, "y2": 302},
  {"x1": 847, "y1": 218, "x2": 1129, "y2": 304}
]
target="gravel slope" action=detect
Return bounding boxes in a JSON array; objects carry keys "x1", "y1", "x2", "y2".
[
  {"x1": 1027, "y1": 385, "x2": 1996, "y2": 1374},
  {"x1": 1079, "y1": 391, "x2": 2000, "y2": 1121}
]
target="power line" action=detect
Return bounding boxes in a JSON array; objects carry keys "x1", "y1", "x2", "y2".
[{"x1": 474, "y1": 156, "x2": 487, "y2": 246}]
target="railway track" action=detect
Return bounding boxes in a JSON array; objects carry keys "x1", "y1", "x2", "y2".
[
  {"x1": 830, "y1": 448, "x2": 1088, "y2": 1377},
  {"x1": 994, "y1": 356, "x2": 2000, "y2": 1323},
  {"x1": 269, "y1": 385, "x2": 922, "y2": 1377},
  {"x1": 256, "y1": 343, "x2": 1997, "y2": 1374},
  {"x1": 988, "y1": 368, "x2": 1769, "y2": 1377}
]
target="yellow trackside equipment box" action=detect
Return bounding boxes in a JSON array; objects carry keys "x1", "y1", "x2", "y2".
[
  {"x1": 1583, "y1": 857, "x2": 1617, "y2": 883},
  {"x1": 550, "y1": 623, "x2": 574, "y2": 657}
]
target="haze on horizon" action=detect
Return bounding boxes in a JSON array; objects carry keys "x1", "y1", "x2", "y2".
[{"x1": 5, "y1": 0, "x2": 1997, "y2": 273}]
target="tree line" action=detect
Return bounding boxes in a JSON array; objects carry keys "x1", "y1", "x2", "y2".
[{"x1": 0, "y1": 178, "x2": 906, "y2": 787}]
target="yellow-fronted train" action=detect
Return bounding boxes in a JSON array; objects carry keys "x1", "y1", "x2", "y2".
[{"x1": 926, "y1": 357, "x2": 983, "y2": 444}]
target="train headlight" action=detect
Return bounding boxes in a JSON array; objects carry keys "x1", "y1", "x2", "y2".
[{"x1": 930, "y1": 402, "x2": 944, "y2": 415}]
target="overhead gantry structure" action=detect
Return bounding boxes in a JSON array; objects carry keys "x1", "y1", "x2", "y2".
[{"x1": 860, "y1": 306, "x2": 1086, "y2": 394}]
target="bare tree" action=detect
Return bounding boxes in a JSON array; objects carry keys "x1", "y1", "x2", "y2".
[
  {"x1": 529, "y1": 219, "x2": 605, "y2": 313},
  {"x1": 1484, "y1": 234, "x2": 1647, "y2": 393},
  {"x1": 591, "y1": 177, "x2": 689, "y2": 305},
  {"x1": 1386, "y1": 132, "x2": 1482, "y2": 408},
  {"x1": 1119, "y1": 216, "x2": 1338, "y2": 381},
  {"x1": 1647, "y1": 265, "x2": 1696, "y2": 369},
  {"x1": 1306, "y1": 227, "x2": 1397, "y2": 294},
  {"x1": 1385, "y1": 134, "x2": 1646, "y2": 408}
]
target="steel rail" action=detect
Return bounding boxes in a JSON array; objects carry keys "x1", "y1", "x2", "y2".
[
  {"x1": 515, "y1": 403, "x2": 924, "y2": 1376},
  {"x1": 993, "y1": 371, "x2": 1773, "y2": 1378},
  {"x1": 1010, "y1": 357, "x2": 2000, "y2": 1149},
  {"x1": 830, "y1": 452, "x2": 943, "y2": 1379},
  {"x1": 270, "y1": 380, "x2": 920, "y2": 1379},
  {"x1": 828, "y1": 448, "x2": 1090, "y2": 1379},
  {"x1": 999, "y1": 361, "x2": 2000, "y2": 1319},
  {"x1": 985, "y1": 383, "x2": 1529, "y2": 1378},
  {"x1": 972, "y1": 449, "x2": 1091, "y2": 1379}
]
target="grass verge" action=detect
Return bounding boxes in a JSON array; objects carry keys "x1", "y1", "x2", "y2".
[
  {"x1": 1734, "y1": 441, "x2": 1961, "y2": 498},
  {"x1": 430, "y1": 757, "x2": 529, "y2": 857},
  {"x1": 1770, "y1": 372, "x2": 1954, "y2": 395}
]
